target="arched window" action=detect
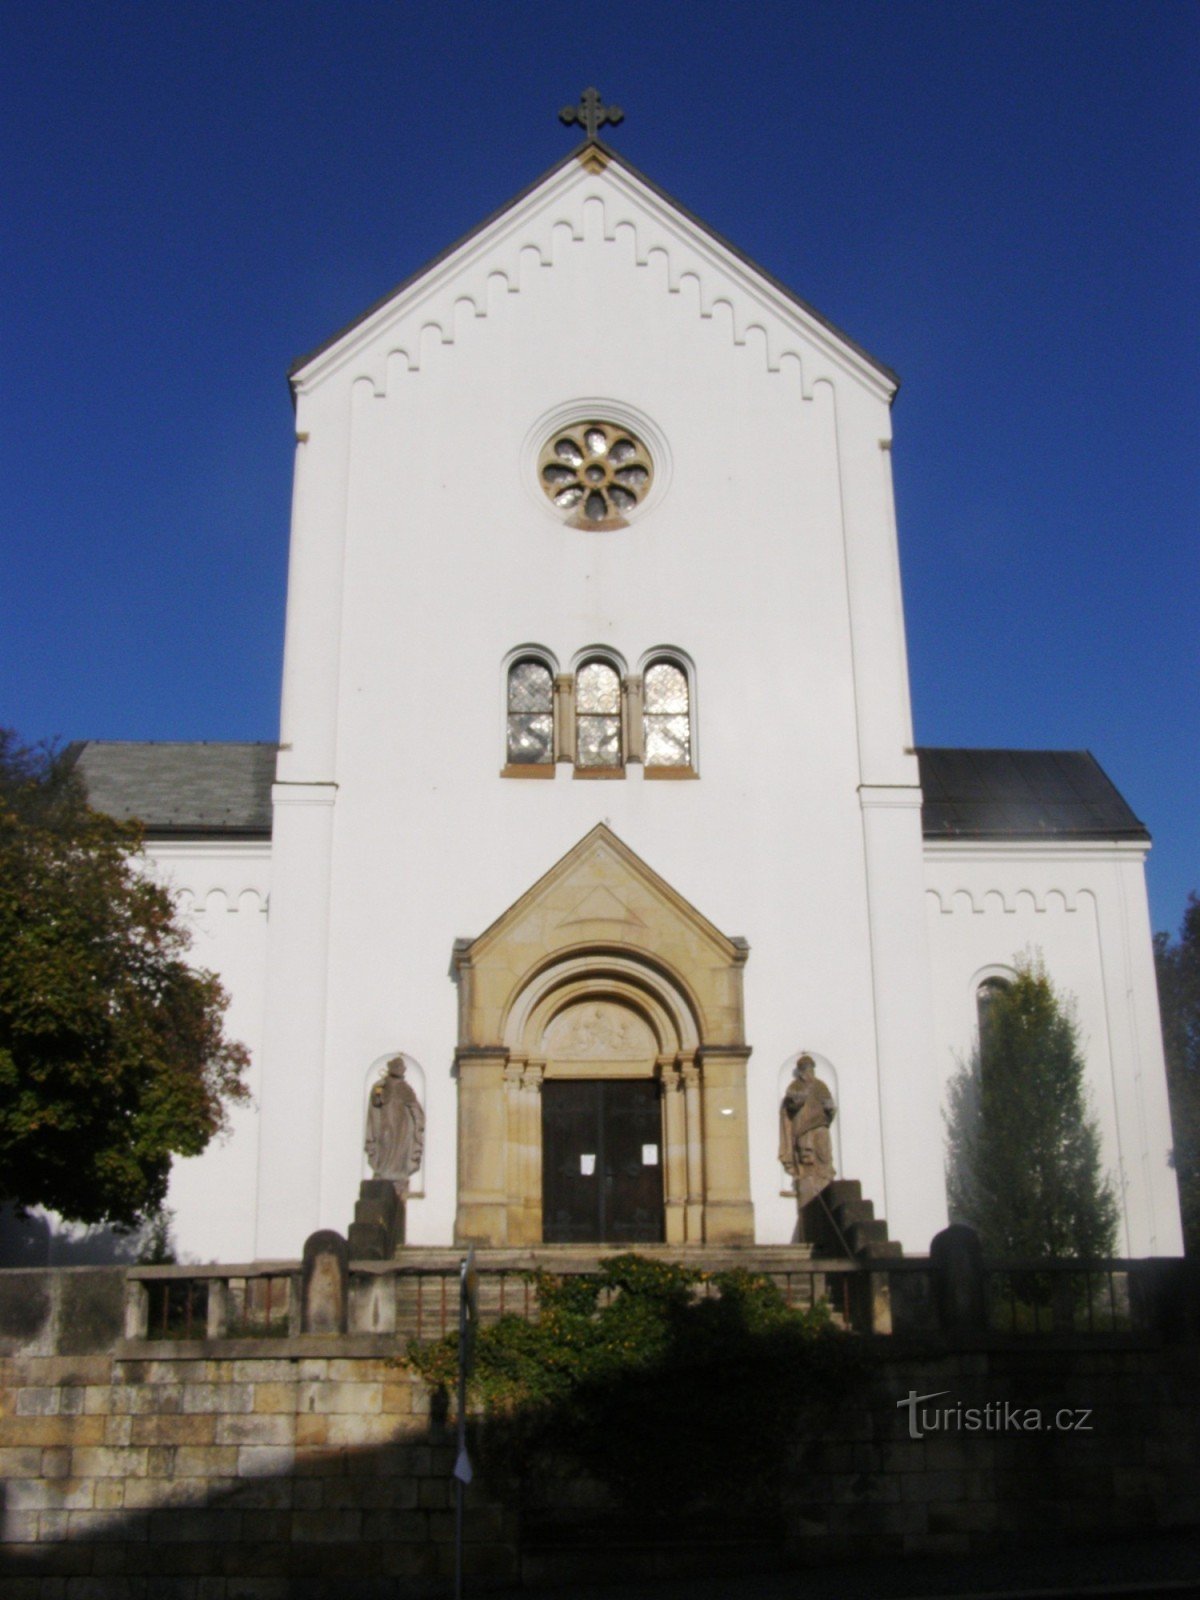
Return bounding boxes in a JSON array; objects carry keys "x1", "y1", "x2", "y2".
[
  {"x1": 642, "y1": 657, "x2": 692, "y2": 771},
  {"x1": 976, "y1": 977, "x2": 1011, "y2": 1068},
  {"x1": 506, "y1": 656, "x2": 555, "y2": 767},
  {"x1": 575, "y1": 658, "x2": 623, "y2": 770}
]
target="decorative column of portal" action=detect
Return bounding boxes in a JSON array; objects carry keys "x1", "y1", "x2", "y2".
[
  {"x1": 680, "y1": 1062, "x2": 704, "y2": 1243},
  {"x1": 454, "y1": 1047, "x2": 509, "y2": 1245},
  {"x1": 697, "y1": 1046, "x2": 755, "y2": 1244},
  {"x1": 521, "y1": 1062, "x2": 545, "y2": 1246},
  {"x1": 503, "y1": 1059, "x2": 527, "y2": 1246},
  {"x1": 659, "y1": 1057, "x2": 686, "y2": 1244}
]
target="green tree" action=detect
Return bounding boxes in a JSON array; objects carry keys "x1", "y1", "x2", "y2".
[
  {"x1": 1156, "y1": 895, "x2": 1200, "y2": 1254},
  {"x1": 0, "y1": 731, "x2": 248, "y2": 1228},
  {"x1": 945, "y1": 958, "x2": 1118, "y2": 1260}
]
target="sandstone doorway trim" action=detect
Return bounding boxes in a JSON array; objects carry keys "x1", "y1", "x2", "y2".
[{"x1": 452, "y1": 825, "x2": 754, "y2": 1247}]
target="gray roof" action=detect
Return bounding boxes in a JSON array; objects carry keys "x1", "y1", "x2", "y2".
[
  {"x1": 68, "y1": 742, "x2": 276, "y2": 837},
  {"x1": 916, "y1": 748, "x2": 1149, "y2": 842},
  {"x1": 65, "y1": 742, "x2": 1148, "y2": 845}
]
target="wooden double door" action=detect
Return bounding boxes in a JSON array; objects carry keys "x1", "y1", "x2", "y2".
[{"x1": 541, "y1": 1078, "x2": 665, "y2": 1244}]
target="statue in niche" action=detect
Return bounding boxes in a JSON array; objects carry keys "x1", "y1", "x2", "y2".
[
  {"x1": 365, "y1": 1057, "x2": 425, "y2": 1194},
  {"x1": 779, "y1": 1054, "x2": 836, "y2": 1209}
]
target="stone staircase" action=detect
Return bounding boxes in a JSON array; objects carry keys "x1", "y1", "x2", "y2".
[{"x1": 798, "y1": 1179, "x2": 903, "y2": 1260}]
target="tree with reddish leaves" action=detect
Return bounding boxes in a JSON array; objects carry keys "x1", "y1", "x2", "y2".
[{"x1": 0, "y1": 731, "x2": 248, "y2": 1228}]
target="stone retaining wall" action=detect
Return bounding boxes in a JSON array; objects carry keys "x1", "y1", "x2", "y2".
[
  {"x1": 1, "y1": 1326, "x2": 1198, "y2": 1595},
  {"x1": 0, "y1": 1349, "x2": 513, "y2": 1597}
]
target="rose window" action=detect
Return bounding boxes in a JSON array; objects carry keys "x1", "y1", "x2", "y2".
[{"x1": 538, "y1": 423, "x2": 653, "y2": 528}]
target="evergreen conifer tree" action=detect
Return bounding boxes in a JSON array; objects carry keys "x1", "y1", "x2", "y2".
[{"x1": 946, "y1": 959, "x2": 1118, "y2": 1259}]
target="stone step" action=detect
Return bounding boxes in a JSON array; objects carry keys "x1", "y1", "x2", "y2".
[
  {"x1": 830, "y1": 1197, "x2": 875, "y2": 1228},
  {"x1": 846, "y1": 1219, "x2": 891, "y2": 1252}
]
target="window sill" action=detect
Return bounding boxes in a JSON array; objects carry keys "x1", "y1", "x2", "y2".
[
  {"x1": 573, "y1": 766, "x2": 627, "y2": 780},
  {"x1": 501, "y1": 763, "x2": 556, "y2": 779},
  {"x1": 644, "y1": 766, "x2": 699, "y2": 780}
]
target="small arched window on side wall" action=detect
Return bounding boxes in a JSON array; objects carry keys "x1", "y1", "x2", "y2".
[
  {"x1": 575, "y1": 657, "x2": 623, "y2": 775},
  {"x1": 642, "y1": 655, "x2": 694, "y2": 777},
  {"x1": 505, "y1": 654, "x2": 556, "y2": 775},
  {"x1": 976, "y1": 976, "x2": 1011, "y2": 1070}
]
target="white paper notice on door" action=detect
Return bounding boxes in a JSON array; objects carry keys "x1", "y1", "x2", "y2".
[
  {"x1": 642, "y1": 1145, "x2": 659, "y2": 1166},
  {"x1": 580, "y1": 1153, "x2": 596, "y2": 1176}
]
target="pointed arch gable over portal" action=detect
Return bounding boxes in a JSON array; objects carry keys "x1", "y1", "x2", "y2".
[{"x1": 452, "y1": 825, "x2": 753, "y2": 1246}]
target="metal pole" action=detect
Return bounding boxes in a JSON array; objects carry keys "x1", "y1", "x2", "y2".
[
  {"x1": 453, "y1": 1250, "x2": 476, "y2": 1600},
  {"x1": 455, "y1": 1266, "x2": 466, "y2": 1600}
]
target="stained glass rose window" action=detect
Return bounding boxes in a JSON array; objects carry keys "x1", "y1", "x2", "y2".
[{"x1": 539, "y1": 423, "x2": 652, "y2": 528}]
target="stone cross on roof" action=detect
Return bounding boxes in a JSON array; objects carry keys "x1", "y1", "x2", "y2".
[{"x1": 559, "y1": 87, "x2": 623, "y2": 141}]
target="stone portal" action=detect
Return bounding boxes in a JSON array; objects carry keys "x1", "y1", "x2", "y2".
[{"x1": 452, "y1": 825, "x2": 754, "y2": 1246}]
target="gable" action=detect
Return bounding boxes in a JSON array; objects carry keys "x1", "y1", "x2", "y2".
[
  {"x1": 288, "y1": 142, "x2": 897, "y2": 407},
  {"x1": 454, "y1": 823, "x2": 748, "y2": 1050}
]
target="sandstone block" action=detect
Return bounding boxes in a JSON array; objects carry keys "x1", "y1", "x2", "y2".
[
  {"x1": 238, "y1": 1444, "x2": 296, "y2": 1478},
  {"x1": 16, "y1": 1356, "x2": 111, "y2": 1386},
  {"x1": 290, "y1": 1507, "x2": 361, "y2": 1542},
  {"x1": 147, "y1": 1506, "x2": 242, "y2": 1543},
  {"x1": 234, "y1": 1360, "x2": 296, "y2": 1382},
  {"x1": 328, "y1": 1358, "x2": 389, "y2": 1383},
  {"x1": 4, "y1": 1477, "x2": 94, "y2": 1511},
  {"x1": 103, "y1": 1415, "x2": 133, "y2": 1446},
  {"x1": 322, "y1": 1414, "x2": 397, "y2": 1448},
  {"x1": 130, "y1": 1413, "x2": 215, "y2": 1447},
  {"x1": 1, "y1": 1510, "x2": 39, "y2": 1542},
  {"x1": 294, "y1": 1446, "x2": 347, "y2": 1477},
  {"x1": 216, "y1": 1414, "x2": 295, "y2": 1447},
  {"x1": 70, "y1": 1445, "x2": 148, "y2": 1478},
  {"x1": 359, "y1": 1509, "x2": 428, "y2": 1542},
  {"x1": 226, "y1": 1476, "x2": 293, "y2": 1510},
  {"x1": 170, "y1": 1444, "x2": 239, "y2": 1477},
  {"x1": 41, "y1": 1446, "x2": 72, "y2": 1479},
  {"x1": 294, "y1": 1415, "x2": 328, "y2": 1448},
  {"x1": 123, "y1": 1475, "x2": 226, "y2": 1510},
  {"x1": 65, "y1": 1507, "x2": 140, "y2": 1542},
  {"x1": 380, "y1": 1383, "x2": 412, "y2": 1415},
  {"x1": 417, "y1": 1478, "x2": 450, "y2": 1509},
  {"x1": 37, "y1": 1508, "x2": 72, "y2": 1541},
  {"x1": 15, "y1": 1387, "x2": 61, "y2": 1416},
  {"x1": 295, "y1": 1380, "x2": 382, "y2": 1415},
  {"x1": 236, "y1": 1508, "x2": 292, "y2": 1546},
  {"x1": 0, "y1": 1445, "x2": 42, "y2": 1474},
  {"x1": 183, "y1": 1382, "x2": 254, "y2": 1414},
  {"x1": 252, "y1": 1382, "x2": 297, "y2": 1414}
]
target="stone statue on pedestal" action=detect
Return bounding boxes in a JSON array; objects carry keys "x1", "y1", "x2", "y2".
[
  {"x1": 779, "y1": 1054, "x2": 836, "y2": 1210},
  {"x1": 365, "y1": 1056, "x2": 425, "y2": 1194}
]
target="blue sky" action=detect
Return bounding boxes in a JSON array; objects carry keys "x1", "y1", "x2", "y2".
[{"x1": 2, "y1": 1, "x2": 1196, "y2": 935}]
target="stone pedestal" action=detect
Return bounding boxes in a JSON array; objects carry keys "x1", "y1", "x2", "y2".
[
  {"x1": 347, "y1": 1178, "x2": 404, "y2": 1260},
  {"x1": 301, "y1": 1230, "x2": 349, "y2": 1335}
]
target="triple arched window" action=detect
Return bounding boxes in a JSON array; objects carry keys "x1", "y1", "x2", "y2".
[{"x1": 503, "y1": 649, "x2": 695, "y2": 778}]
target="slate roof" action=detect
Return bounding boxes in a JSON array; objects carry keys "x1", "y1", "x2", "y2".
[
  {"x1": 916, "y1": 748, "x2": 1149, "y2": 842},
  {"x1": 67, "y1": 742, "x2": 276, "y2": 837},
  {"x1": 65, "y1": 742, "x2": 1149, "y2": 845}
]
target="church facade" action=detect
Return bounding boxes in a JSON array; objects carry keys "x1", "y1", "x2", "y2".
[{"x1": 72, "y1": 136, "x2": 1182, "y2": 1264}]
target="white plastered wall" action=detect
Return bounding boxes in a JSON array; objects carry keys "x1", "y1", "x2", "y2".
[
  {"x1": 923, "y1": 841, "x2": 1183, "y2": 1256},
  {"x1": 252, "y1": 153, "x2": 947, "y2": 1259},
  {"x1": 142, "y1": 841, "x2": 270, "y2": 1263}
]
